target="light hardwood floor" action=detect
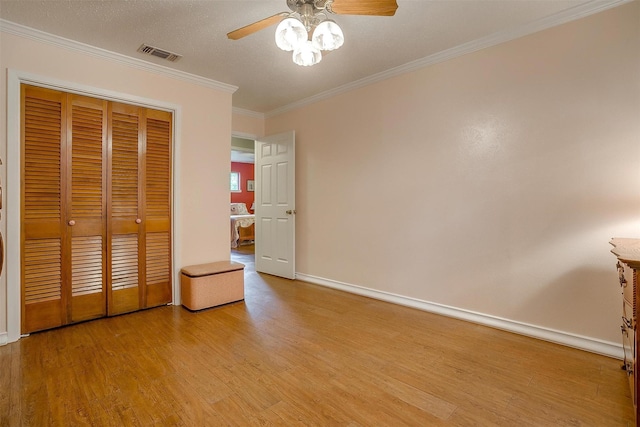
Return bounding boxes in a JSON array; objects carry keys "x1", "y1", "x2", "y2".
[{"x1": 1, "y1": 248, "x2": 634, "y2": 425}]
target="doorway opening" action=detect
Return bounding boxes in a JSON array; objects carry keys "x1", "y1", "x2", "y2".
[{"x1": 230, "y1": 136, "x2": 255, "y2": 264}]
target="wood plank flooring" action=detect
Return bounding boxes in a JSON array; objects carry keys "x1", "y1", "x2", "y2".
[{"x1": 1, "y1": 247, "x2": 634, "y2": 425}]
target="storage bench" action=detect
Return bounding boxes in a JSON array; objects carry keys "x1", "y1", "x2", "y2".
[{"x1": 180, "y1": 261, "x2": 245, "y2": 311}]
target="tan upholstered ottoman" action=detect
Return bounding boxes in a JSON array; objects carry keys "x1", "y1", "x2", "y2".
[{"x1": 180, "y1": 261, "x2": 245, "y2": 310}]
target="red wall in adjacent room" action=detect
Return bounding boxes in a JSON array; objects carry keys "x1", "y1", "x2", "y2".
[{"x1": 230, "y1": 162, "x2": 255, "y2": 211}]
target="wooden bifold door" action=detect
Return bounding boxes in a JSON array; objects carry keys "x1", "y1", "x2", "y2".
[{"x1": 21, "y1": 85, "x2": 172, "y2": 334}]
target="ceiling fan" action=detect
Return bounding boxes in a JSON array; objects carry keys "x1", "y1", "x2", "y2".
[{"x1": 227, "y1": 0, "x2": 398, "y2": 66}]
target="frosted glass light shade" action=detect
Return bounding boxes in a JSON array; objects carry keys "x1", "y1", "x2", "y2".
[
  {"x1": 293, "y1": 40, "x2": 322, "y2": 66},
  {"x1": 275, "y1": 17, "x2": 307, "y2": 51},
  {"x1": 312, "y1": 20, "x2": 344, "y2": 51}
]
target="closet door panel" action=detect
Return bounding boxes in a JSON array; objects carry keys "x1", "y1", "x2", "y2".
[
  {"x1": 108, "y1": 103, "x2": 143, "y2": 315},
  {"x1": 23, "y1": 239, "x2": 63, "y2": 332},
  {"x1": 70, "y1": 237, "x2": 105, "y2": 321},
  {"x1": 145, "y1": 232, "x2": 171, "y2": 306},
  {"x1": 110, "y1": 234, "x2": 140, "y2": 313},
  {"x1": 22, "y1": 86, "x2": 173, "y2": 331},
  {"x1": 68, "y1": 95, "x2": 108, "y2": 322},
  {"x1": 21, "y1": 86, "x2": 66, "y2": 333},
  {"x1": 144, "y1": 110, "x2": 172, "y2": 307}
]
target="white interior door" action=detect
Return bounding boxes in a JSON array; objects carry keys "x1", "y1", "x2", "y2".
[{"x1": 254, "y1": 131, "x2": 295, "y2": 279}]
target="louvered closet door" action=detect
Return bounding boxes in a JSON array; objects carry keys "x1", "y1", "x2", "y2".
[
  {"x1": 108, "y1": 104, "x2": 173, "y2": 313},
  {"x1": 143, "y1": 109, "x2": 172, "y2": 307},
  {"x1": 22, "y1": 86, "x2": 173, "y2": 331},
  {"x1": 108, "y1": 102, "x2": 143, "y2": 316},
  {"x1": 67, "y1": 95, "x2": 108, "y2": 322},
  {"x1": 21, "y1": 86, "x2": 67, "y2": 333},
  {"x1": 22, "y1": 88, "x2": 108, "y2": 333}
]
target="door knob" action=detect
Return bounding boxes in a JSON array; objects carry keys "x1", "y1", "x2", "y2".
[
  {"x1": 68, "y1": 220, "x2": 76, "y2": 226},
  {"x1": 135, "y1": 218, "x2": 142, "y2": 224}
]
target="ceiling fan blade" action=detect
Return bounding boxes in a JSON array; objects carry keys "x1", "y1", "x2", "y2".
[
  {"x1": 329, "y1": 0, "x2": 398, "y2": 16},
  {"x1": 227, "y1": 12, "x2": 289, "y2": 40}
]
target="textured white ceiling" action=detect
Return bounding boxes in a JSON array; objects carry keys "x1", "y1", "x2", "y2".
[
  {"x1": 231, "y1": 150, "x2": 255, "y2": 164},
  {"x1": 231, "y1": 148, "x2": 255, "y2": 163},
  {"x1": 0, "y1": 0, "x2": 621, "y2": 114},
  {"x1": 231, "y1": 136, "x2": 255, "y2": 163}
]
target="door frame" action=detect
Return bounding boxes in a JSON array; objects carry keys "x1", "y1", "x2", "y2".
[
  {"x1": 5, "y1": 69, "x2": 183, "y2": 343},
  {"x1": 230, "y1": 131, "x2": 258, "y2": 250}
]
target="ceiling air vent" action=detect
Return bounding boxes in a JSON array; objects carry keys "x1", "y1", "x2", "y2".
[{"x1": 137, "y1": 44, "x2": 182, "y2": 62}]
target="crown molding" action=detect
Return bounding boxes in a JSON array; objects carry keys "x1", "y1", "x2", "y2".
[
  {"x1": 0, "y1": 19, "x2": 238, "y2": 94},
  {"x1": 265, "y1": 0, "x2": 630, "y2": 118},
  {"x1": 232, "y1": 107, "x2": 265, "y2": 120}
]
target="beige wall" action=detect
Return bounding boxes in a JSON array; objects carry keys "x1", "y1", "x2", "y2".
[
  {"x1": 266, "y1": 2, "x2": 640, "y2": 344},
  {"x1": 232, "y1": 111, "x2": 264, "y2": 138},
  {"x1": 0, "y1": 31, "x2": 234, "y2": 339}
]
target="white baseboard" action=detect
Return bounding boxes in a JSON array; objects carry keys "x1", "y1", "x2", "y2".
[
  {"x1": 295, "y1": 272, "x2": 623, "y2": 360},
  {"x1": 0, "y1": 332, "x2": 8, "y2": 346}
]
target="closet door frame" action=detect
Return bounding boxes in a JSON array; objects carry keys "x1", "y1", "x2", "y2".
[{"x1": 7, "y1": 70, "x2": 183, "y2": 342}]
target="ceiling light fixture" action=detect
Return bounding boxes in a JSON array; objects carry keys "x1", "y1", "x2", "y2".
[
  {"x1": 275, "y1": 17, "x2": 307, "y2": 51},
  {"x1": 312, "y1": 19, "x2": 344, "y2": 51},
  {"x1": 293, "y1": 40, "x2": 323, "y2": 66},
  {"x1": 227, "y1": 0, "x2": 398, "y2": 67},
  {"x1": 274, "y1": 1, "x2": 345, "y2": 66}
]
